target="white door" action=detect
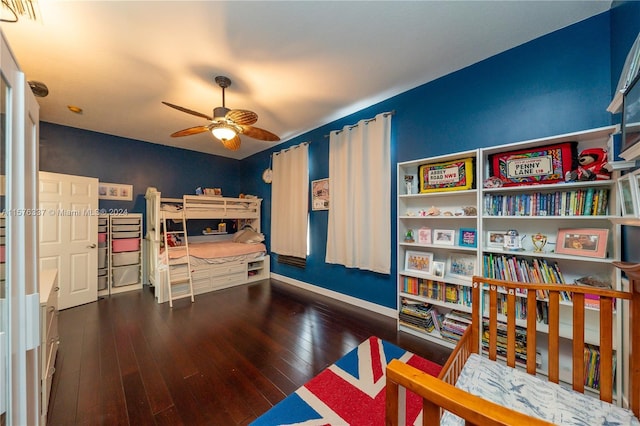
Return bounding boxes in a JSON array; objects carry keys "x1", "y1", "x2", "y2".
[{"x1": 39, "y1": 172, "x2": 98, "y2": 310}]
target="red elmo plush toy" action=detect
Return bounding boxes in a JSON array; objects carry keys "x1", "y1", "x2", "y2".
[{"x1": 565, "y1": 148, "x2": 612, "y2": 182}]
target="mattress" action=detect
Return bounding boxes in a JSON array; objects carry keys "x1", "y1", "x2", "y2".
[
  {"x1": 160, "y1": 241, "x2": 266, "y2": 266},
  {"x1": 441, "y1": 353, "x2": 640, "y2": 426}
]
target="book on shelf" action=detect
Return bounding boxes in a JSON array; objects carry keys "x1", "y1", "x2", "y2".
[{"x1": 482, "y1": 188, "x2": 609, "y2": 217}]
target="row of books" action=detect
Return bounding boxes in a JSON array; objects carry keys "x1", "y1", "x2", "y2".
[
  {"x1": 482, "y1": 293, "x2": 552, "y2": 325},
  {"x1": 481, "y1": 319, "x2": 531, "y2": 365},
  {"x1": 400, "y1": 276, "x2": 472, "y2": 307},
  {"x1": 483, "y1": 254, "x2": 568, "y2": 300},
  {"x1": 482, "y1": 188, "x2": 609, "y2": 217},
  {"x1": 584, "y1": 344, "x2": 616, "y2": 391}
]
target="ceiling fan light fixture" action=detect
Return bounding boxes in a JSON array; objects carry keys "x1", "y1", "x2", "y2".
[{"x1": 211, "y1": 124, "x2": 237, "y2": 141}]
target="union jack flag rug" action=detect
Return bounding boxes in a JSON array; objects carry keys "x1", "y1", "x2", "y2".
[{"x1": 250, "y1": 336, "x2": 442, "y2": 426}]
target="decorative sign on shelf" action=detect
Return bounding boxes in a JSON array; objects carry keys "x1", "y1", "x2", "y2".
[{"x1": 418, "y1": 158, "x2": 474, "y2": 193}]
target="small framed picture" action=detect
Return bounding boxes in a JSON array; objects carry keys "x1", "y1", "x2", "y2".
[
  {"x1": 311, "y1": 178, "x2": 330, "y2": 211},
  {"x1": 99, "y1": 182, "x2": 133, "y2": 201},
  {"x1": 448, "y1": 253, "x2": 477, "y2": 279},
  {"x1": 617, "y1": 175, "x2": 638, "y2": 217},
  {"x1": 458, "y1": 228, "x2": 477, "y2": 248},
  {"x1": 417, "y1": 227, "x2": 432, "y2": 245},
  {"x1": 432, "y1": 261, "x2": 446, "y2": 279},
  {"x1": 433, "y1": 229, "x2": 455, "y2": 246},
  {"x1": 404, "y1": 250, "x2": 434, "y2": 275},
  {"x1": 486, "y1": 230, "x2": 505, "y2": 248},
  {"x1": 555, "y1": 228, "x2": 609, "y2": 259}
]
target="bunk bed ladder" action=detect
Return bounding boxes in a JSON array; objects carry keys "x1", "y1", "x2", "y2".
[{"x1": 162, "y1": 212, "x2": 195, "y2": 307}]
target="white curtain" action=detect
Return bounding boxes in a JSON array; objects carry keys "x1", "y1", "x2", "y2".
[
  {"x1": 271, "y1": 143, "x2": 309, "y2": 258},
  {"x1": 326, "y1": 112, "x2": 391, "y2": 274}
]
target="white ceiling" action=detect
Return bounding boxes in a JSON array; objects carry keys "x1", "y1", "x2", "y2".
[{"x1": 3, "y1": 1, "x2": 612, "y2": 160}]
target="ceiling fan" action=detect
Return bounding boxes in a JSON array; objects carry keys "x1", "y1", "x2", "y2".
[{"x1": 163, "y1": 76, "x2": 280, "y2": 151}]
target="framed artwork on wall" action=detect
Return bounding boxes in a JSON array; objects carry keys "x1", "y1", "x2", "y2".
[
  {"x1": 311, "y1": 178, "x2": 330, "y2": 211},
  {"x1": 99, "y1": 182, "x2": 133, "y2": 201}
]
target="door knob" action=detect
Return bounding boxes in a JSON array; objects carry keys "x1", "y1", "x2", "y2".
[{"x1": 87, "y1": 243, "x2": 97, "y2": 248}]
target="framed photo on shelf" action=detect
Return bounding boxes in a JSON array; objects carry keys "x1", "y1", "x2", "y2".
[
  {"x1": 618, "y1": 175, "x2": 638, "y2": 217},
  {"x1": 486, "y1": 230, "x2": 505, "y2": 248},
  {"x1": 404, "y1": 250, "x2": 434, "y2": 275},
  {"x1": 433, "y1": 229, "x2": 455, "y2": 246},
  {"x1": 458, "y1": 228, "x2": 477, "y2": 248},
  {"x1": 555, "y1": 228, "x2": 609, "y2": 259},
  {"x1": 417, "y1": 227, "x2": 432, "y2": 245},
  {"x1": 447, "y1": 253, "x2": 476, "y2": 279},
  {"x1": 432, "y1": 261, "x2": 446, "y2": 279}
]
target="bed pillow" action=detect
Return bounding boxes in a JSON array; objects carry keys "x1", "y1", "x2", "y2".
[{"x1": 234, "y1": 229, "x2": 265, "y2": 244}]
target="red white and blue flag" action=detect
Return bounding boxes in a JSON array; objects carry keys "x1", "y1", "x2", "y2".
[{"x1": 250, "y1": 336, "x2": 442, "y2": 426}]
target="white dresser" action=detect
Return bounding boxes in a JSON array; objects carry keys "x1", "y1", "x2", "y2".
[{"x1": 40, "y1": 269, "x2": 59, "y2": 425}]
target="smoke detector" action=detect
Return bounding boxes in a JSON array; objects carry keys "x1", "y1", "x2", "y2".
[{"x1": 28, "y1": 80, "x2": 48, "y2": 97}]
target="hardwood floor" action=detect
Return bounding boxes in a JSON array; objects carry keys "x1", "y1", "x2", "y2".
[{"x1": 48, "y1": 279, "x2": 451, "y2": 425}]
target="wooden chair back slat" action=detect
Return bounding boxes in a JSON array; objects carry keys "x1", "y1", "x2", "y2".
[
  {"x1": 599, "y1": 296, "x2": 613, "y2": 403},
  {"x1": 547, "y1": 291, "x2": 560, "y2": 383},
  {"x1": 571, "y1": 292, "x2": 585, "y2": 394},
  {"x1": 526, "y1": 292, "x2": 537, "y2": 375},
  {"x1": 506, "y1": 290, "x2": 516, "y2": 368}
]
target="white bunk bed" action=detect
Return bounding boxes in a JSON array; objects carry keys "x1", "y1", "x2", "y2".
[{"x1": 145, "y1": 187, "x2": 270, "y2": 304}]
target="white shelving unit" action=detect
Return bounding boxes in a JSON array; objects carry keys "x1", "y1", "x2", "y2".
[
  {"x1": 97, "y1": 213, "x2": 143, "y2": 296},
  {"x1": 397, "y1": 125, "x2": 624, "y2": 399},
  {"x1": 397, "y1": 149, "x2": 480, "y2": 349}
]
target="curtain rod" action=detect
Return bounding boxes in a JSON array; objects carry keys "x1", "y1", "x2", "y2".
[
  {"x1": 323, "y1": 110, "x2": 395, "y2": 138},
  {"x1": 273, "y1": 141, "x2": 310, "y2": 157}
]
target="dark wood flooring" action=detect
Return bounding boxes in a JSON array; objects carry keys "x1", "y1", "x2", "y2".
[{"x1": 48, "y1": 279, "x2": 451, "y2": 425}]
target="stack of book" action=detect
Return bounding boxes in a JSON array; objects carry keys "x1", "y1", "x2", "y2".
[
  {"x1": 440, "y1": 310, "x2": 471, "y2": 343},
  {"x1": 482, "y1": 320, "x2": 531, "y2": 365},
  {"x1": 399, "y1": 300, "x2": 435, "y2": 333}
]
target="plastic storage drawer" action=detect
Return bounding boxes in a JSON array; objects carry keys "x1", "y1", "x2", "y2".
[
  {"x1": 112, "y1": 231, "x2": 140, "y2": 239},
  {"x1": 98, "y1": 248, "x2": 107, "y2": 268},
  {"x1": 111, "y1": 217, "x2": 140, "y2": 225},
  {"x1": 112, "y1": 251, "x2": 139, "y2": 266},
  {"x1": 112, "y1": 224, "x2": 139, "y2": 232},
  {"x1": 112, "y1": 265, "x2": 139, "y2": 287},
  {"x1": 112, "y1": 238, "x2": 140, "y2": 252}
]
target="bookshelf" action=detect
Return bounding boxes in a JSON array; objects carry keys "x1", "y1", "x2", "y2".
[{"x1": 397, "y1": 125, "x2": 624, "y2": 400}]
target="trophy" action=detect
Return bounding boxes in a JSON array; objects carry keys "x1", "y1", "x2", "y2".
[{"x1": 531, "y1": 233, "x2": 548, "y2": 252}]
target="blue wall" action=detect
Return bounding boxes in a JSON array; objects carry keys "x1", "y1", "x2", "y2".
[{"x1": 40, "y1": 6, "x2": 640, "y2": 308}]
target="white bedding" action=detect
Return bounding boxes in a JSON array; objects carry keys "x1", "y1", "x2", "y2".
[{"x1": 441, "y1": 353, "x2": 640, "y2": 425}]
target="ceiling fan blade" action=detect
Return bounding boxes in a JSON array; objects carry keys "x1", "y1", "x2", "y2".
[
  {"x1": 221, "y1": 135, "x2": 242, "y2": 151},
  {"x1": 226, "y1": 109, "x2": 258, "y2": 126},
  {"x1": 170, "y1": 126, "x2": 210, "y2": 137},
  {"x1": 162, "y1": 101, "x2": 213, "y2": 121},
  {"x1": 240, "y1": 125, "x2": 280, "y2": 142}
]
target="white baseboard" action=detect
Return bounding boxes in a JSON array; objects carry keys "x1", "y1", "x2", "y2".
[{"x1": 270, "y1": 273, "x2": 396, "y2": 318}]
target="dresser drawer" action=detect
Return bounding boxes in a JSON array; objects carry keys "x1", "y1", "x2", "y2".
[
  {"x1": 211, "y1": 272, "x2": 245, "y2": 288},
  {"x1": 210, "y1": 263, "x2": 246, "y2": 277}
]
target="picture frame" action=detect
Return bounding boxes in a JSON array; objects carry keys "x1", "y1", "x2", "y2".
[
  {"x1": 447, "y1": 253, "x2": 477, "y2": 279},
  {"x1": 486, "y1": 230, "x2": 505, "y2": 248},
  {"x1": 458, "y1": 228, "x2": 477, "y2": 248},
  {"x1": 311, "y1": 178, "x2": 329, "y2": 211},
  {"x1": 555, "y1": 228, "x2": 609, "y2": 259},
  {"x1": 432, "y1": 261, "x2": 446, "y2": 279},
  {"x1": 417, "y1": 227, "x2": 432, "y2": 245},
  {"x1": 433, "y1": 229, "x2": 455, "y2": 246},
  {"x1": 404, "y1": 250, "x2": 434, "y2": 275},
  {"x1": 618, "y1": 175, "x2": 638, "y2": 217},
  {"x1": 629, "y1": 167, "x2": 640, "y2": 218},
  {"x1": 419, "y1": 157, "x2": 474, "y2": 193},
  {"x1": 98, "y1": 182, "x2": 133, "y2": 201}
]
